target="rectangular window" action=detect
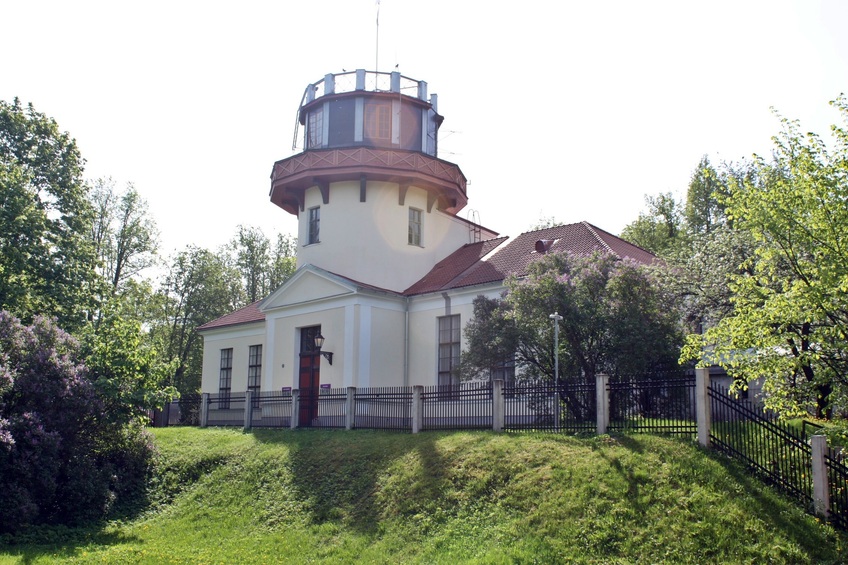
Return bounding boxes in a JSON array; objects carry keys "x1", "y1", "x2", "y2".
[
  {"x1": 438, "y1": 315, "x2": 461, "y2": 390},
  {"x1": 365, "y1": 102, "x2": 392, "y2": 141},
  {"x1": 307, "y1": 107, "x2": 323, "y2": 149},
  {"x1": 219, "y1": 348, "x2": 233, "y2": 409},
  {"x1": 408, "y1": 208, "x2": 422, "y2": 246},
  {"x1": 248, "y1": 344, "x2": 262, "y2": 408},
  {"x1": 308, "y1": 207, "x2": 320, "y2": 244}
]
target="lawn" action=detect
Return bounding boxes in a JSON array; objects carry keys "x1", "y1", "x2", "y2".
[{"x1": 1, "y1": 428, "x2": 845, "y2": 564}]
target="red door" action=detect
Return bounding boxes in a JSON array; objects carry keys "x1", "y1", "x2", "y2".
[
  {"x1": 299, "y1": 353, "x2": 320, "y2": 426},
  {"x1": 298, "y1": 326, "x2": 321, "y2": 426}
]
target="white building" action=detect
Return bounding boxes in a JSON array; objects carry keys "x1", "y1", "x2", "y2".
[{"x1": 198, "y1": 69, "x2": 655, "y2": 425}]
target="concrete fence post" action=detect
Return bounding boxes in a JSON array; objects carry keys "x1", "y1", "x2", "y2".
[
  {"x1": 596, "y1": 374, "x2": 609, "y2": 435},
  {"x1": 412, "y1": 385, "x2": 423, "y2": 434},
  {"x1": 695, "y1": 368, "x2": 711, "y2": 448},
  {"x1": 200, "y1": 393, "x2": 210, "y2": 428},
  {"x1": 493, "y1": 379, "x2": 504, "y2": 432},
  {"x1": 346, "y1": 387, "x2": 356, "y2": 430},
  {"x1": 812, "y1": 435, "x2": 830, "y2": 519},
  {"x1": 291, "y1": 389, "x2": 300, "y2": 429},
  {"x1": 244, "y1": 391, "x2": 253, "y2": 432}
]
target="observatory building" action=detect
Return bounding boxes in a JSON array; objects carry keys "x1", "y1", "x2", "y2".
[{"x1": 198, "y1": 69, "x2": 654, "y2": 423}]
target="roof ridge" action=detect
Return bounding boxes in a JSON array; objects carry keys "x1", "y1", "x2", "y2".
[
  {"x1": 438, "y1": 236, "x2": 509, "y2": 290},
  {"x1": 581, "y1": 221, "x2": 616, "y2": 255}
]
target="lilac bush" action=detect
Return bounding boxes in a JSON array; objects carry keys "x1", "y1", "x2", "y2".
[{"x1": 0, "y1": 311, "x2": 155, "y2": 532}]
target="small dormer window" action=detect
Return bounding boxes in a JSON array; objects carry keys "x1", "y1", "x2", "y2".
[{"x1": 308, "y1": 206, "x2": 320, "y2": 244}]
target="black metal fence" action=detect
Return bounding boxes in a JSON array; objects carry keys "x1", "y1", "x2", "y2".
[
  {"x1": 708, "y1": 382, "x2": 813, "y2": 507},
  {"x1": 206, "y1": 393, "x2": 246, "y2": 427},
  {"x1": 503, "y1": 380, "x2": 596, "y2": 433},
  {"x1": 826, "y1": 447, "x2": 848, "y2": 530},
  {"x1": 421, "y1": 384, "x2": 493, "y2": 431},
  {"x1": 252, "y1": 390, "x2": 293, "y2": 428},
  {"x1": 608, "y1": 374, "x2": 696, "y2": 436},
  {"x1": 354, "y1": 386, "x2": 412, "y2": 430}
]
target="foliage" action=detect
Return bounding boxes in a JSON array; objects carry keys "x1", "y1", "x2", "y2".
[
  {"x1": 462, "y1": 251, "x2": 682, "y2": 387},
  {"x1": 82, "y1": 307, "x2": 177, "y2": 426},
  {"x1": 226, "y1": 225, "x2": 297, "y2": 303},
  {"x1": 0, "y1": 99, "x2": 98, "y2": 332},
  {"x1": 88, "y1": 177, "x2": 159, "y2": 294},
  {"x1": 2, "y1": 428, "x2": 844, "y2": 563},
  {"x1": 684, "y1": 155, "x2": 728, "y2": 234},
  {"x1": 152, "y1": 246, "x2": 243, "y2": 395},
  {"x1": 619, "y1": 191, "x2": 684, "y2": 255},
  {"x1": 0, "y1": 312, "x2": 155, "y2": 533},
  {"x1": 682, "y1": 97, "x2": 848, "y2": 418}
]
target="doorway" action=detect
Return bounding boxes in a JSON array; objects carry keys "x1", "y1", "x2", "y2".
[{"x1": 298, "y1": 326, "x2": 321, "y2": 426}]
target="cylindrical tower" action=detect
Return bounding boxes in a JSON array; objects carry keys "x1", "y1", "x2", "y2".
[{"x1": 270, "y1": 69, "x2": 481, "y2": 292}]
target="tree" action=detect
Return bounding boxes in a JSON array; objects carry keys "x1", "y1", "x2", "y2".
[
  {"x1": 685, "y1": 155, "x2": 727, "y2": 235},
  {"x1": 152, "y1": 246, "x2": 243, "y2": 395},
  {"x1": 682, "y1": 98, "x2": 848, "y2": 418},
  {"x1": 0, "y1": 99, "x2": 98, "y2": 331},
  {"x1": 89, "y1": 178, "x2": 159, "y2": 293},
  {"x1": 229, "y1": 225, "x2": 271, "y2": 303},
  {"x1": 82, "y1": 304, "x2": 177, "y2": 426},
  {"x1": 269, "y1": 232, "x2": 298, "y2": 290},
  {"x1": 619, "y1": 192, "x2": 684, "y2": 255},
  {"x1": 0, "y1": 312, "x2": 157, "y2": 531},
  {"x1": 227, "y1": 226, "x2": 298, "y2": 302},
  {"x1": 463, "y1": 251, "x2": 682, "y2": 385}
]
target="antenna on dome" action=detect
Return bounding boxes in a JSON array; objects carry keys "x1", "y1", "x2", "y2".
[{"x1": 375, "y1": 0, "x2": 381, "y2": 72}]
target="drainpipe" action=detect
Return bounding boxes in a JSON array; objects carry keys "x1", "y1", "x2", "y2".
[{"x1": 404, "y1": 297, "x2": 410, "y2": 387}]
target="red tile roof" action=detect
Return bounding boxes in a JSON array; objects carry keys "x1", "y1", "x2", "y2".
[
  {"x1": 197, "y1": 300, "x2": 265, "y2": 331},
  {"x1": 403, "y1": 237, "x2": 508, "y2": 295},
  {"x1": 404, "y1": 222, "x2": 656, "y2": 295},
  {"x1": 198, "y1": 222, "x2": 656, "y2": 328}
]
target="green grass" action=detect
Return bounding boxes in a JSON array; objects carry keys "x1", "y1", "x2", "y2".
[{"x1": 1, "y1": 428, "x2": 846, "y2": 564}]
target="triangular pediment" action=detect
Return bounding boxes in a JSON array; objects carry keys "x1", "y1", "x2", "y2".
[{"x1": 260, "y1": 265, "x2": 359, "y2": 311}]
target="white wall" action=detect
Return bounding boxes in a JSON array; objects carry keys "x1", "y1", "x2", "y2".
[
  {"x1": 296, "y1": 180, "x2": 481, "y2": 292},
  {"x1": 200, "y1": 324, "x2": 265, "y2": 394}
]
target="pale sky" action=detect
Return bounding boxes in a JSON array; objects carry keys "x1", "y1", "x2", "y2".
[{"x1": 3, "y1": 0, "x2": 847, "y2": 257}]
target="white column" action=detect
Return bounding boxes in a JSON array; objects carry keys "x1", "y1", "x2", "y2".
[
  {"x1": 695, "y1": 368, "x2": 711, "y2": 448},
  {"x1": 412, "y1": 385, "x2": 423, "y2": 434},
  {"x1": 812, "y1": 435, "x2": 830, "y2": 518},
  {"x1": 596, "y1": 374, "x2": 609, "y2": 435},
  {"x1": 200, "y1": 393, "x2": 210, "y2": 428},
  {"x1": 290, "y1": 389, "x2": 300, "y2": 429},
  {"x1": 493, "y1": 379, "x2": 504, "y2": 432},
  {"x1": 244, "y1": 390, "x2": 253, "y2": 432},
  {"x1": 345, "y1": 387, "x2": 356, "y2": 431}
]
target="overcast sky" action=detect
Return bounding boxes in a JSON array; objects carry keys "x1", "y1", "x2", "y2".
[{"x1": 3, "y1": 0, "x2": 847, "y2": 257}]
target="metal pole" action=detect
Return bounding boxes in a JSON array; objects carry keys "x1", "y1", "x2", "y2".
[
  {"x1": 550, "y1": 312, "x2": 563, "y2": 430},
  {"x1": 550, "y1": 312, "x2": 563, "y2": 382}
]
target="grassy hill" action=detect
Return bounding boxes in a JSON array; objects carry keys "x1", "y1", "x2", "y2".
[{"x1": 1, "y1": 428, "x2": 846, "y2": 564}]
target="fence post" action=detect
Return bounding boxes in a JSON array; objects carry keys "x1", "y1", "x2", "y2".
[
  {"x1": 244, "y1": 391, "x2": 253, "y2": 431},
  {"x1": 200, "y1": 393, "x2": 210, "y2": 428},
  {"x1": 596, "y1": 373, "x2": 609, "y2": 435},
  {"x1": 346, "y1": 387, "x2": 356, "y2": 430},
  {"x1": 493, "y1": 379, "x2": 504, "y2": 432},
  {"x1": 811, "y1": 435, "x2": 830, "y2": 519},
  {"x1": 412, "y1": 385, "x2": 423, "y2": 434},
  {"x1": 695, "y1": 367, "x2": 711, "y2": 448},
  {"x1": 291, "y1": 389, "x2": 300, "y2": 429}
]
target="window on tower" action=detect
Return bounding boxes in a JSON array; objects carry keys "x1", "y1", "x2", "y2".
[
  {"x1": 307, "y1": 108, "x2": 323, "y2": 149},
  {"x1": 408, "y1": 207, "x2": 422, "y2": 246},
  {"x1": 308, "y1": 206, "x2": 320, "y2": 245},
  {"x1": 364, "y1": 101, "x2": 392, "y2": 142}
]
